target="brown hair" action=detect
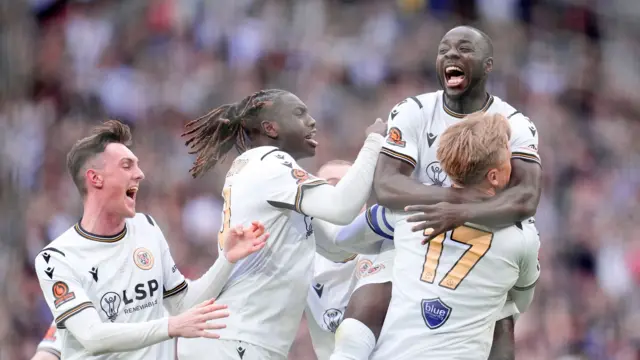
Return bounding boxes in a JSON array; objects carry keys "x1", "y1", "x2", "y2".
[
  {"x1": 66, "y1": 120, "x2": 132, "y2": 196},
  {"x1": 182, "y1": 89, "x2": 288, "y2": 178},
  {"x1": 437, "y1": 112, "x2": 511, "y2": 186}
]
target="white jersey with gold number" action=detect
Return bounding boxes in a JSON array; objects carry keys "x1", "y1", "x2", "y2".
[
  {"x1": 36, "y1": 322, "x2": 62, "y2": 359},
  {"x1": 381, "y1": 90, "x2": 541, "y2": 186},
  {"x1": 372, "y1": 216, "x2": 540, "y2": 360},
  {"x1": 34, "y1": 214, "x2": 186, "y2": 360},
  {"x1": 179, "y1": 146, "x2": 329, "y2": 358}
]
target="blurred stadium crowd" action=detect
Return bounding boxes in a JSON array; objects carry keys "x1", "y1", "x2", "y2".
[{"x1": 1, "y1": 0, "x2": 639, "y2": 359}]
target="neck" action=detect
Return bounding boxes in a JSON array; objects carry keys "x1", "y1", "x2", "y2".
[
  {"x1": 81, "y1": 197, "x2": 126, "y2": 236},
  {"x1": 250, "y1": 135, "x2": 280, "y2": 149},
  {"x1": 454, "y1": 182, "x2": 496, "y2": 196},
  {"x1": 444, "y1": 83, "x2": 488, "y2": 115}
]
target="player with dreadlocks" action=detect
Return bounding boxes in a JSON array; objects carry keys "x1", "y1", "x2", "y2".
[{"x1": 177, "y1": 89, "x2": 387, "y2": 360}]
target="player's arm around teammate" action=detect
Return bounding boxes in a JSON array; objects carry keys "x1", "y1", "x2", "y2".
[{"x1": 374, "y1": 27, "x2": 542, "y2": 235}]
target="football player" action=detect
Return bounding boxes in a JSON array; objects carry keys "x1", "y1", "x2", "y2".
[
  {"x1": 304, "y1": 160, "x2": 392, "y2": 360},
  {"x1": 34, "y1": 120, "x2": 268, "y2": 359},
  {"x1": 332, "y1": 26, "x2": 542, "y2": 360},
  {"x1": 372, "y1": 112, "x2": 539, "y2": 359},
  {"x1": 177, "y1": 90, "x2": 386, "y2": 360}
]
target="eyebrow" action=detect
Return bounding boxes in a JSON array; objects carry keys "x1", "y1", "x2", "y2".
[{"x1": 120, "y1": 157, "x2": 138, "y2": 164}]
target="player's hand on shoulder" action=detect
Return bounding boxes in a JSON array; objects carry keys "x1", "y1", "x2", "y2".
[
  {"x1": 222, "y1": 221, "x2": 269, "y2": 263},
  {"x1": 405, "y1": 202, "x2": 468, "y2": 244},
  {"x1": 366, "y1": 118, "x2": 387, "y2": 137},
  {"x1": 168, "y1": 299, "x2": 229, "y2": 339}
]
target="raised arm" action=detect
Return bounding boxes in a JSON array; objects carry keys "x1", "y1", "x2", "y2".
[{"x1": 267, "y1": 122, "x2": 386, "y2": 226}]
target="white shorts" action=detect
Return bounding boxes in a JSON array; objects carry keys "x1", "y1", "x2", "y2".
[
  {"x1": 177, "y1": 339, "x2": 285, "y2": 360},
  {"x1": 353, "y1": 240, "x2": 394, "y2": 291}
]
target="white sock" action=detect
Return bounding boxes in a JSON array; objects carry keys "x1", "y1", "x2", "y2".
[{"x1": 330, "y1": 318, "x2": 376, "y2": 360}]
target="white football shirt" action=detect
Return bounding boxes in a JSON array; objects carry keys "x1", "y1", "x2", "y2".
[
  {"x1": 34, "y1": 214, "x2": 186, "y2": 360},
  {"x1": 306, "y1": 204, "x2": 397, "y2": 360},
  {"x1": 381, "y1": 90, "x2": 541, "y2": 187},
  {"x1": 372, "y1": 217, "x2": 540, "y2": 360},
  {"x1": 179, "y1": 146, "x2": 329, "y2": 357}
]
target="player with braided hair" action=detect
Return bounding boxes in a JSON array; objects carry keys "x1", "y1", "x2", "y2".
[{"x1": 177, "y1": 90, "x2": 387, "y2": 360}]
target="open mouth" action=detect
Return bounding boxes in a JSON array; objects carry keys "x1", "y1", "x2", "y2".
[
  {"x1": 444, "y1": 65, "x2": 466, "y2": 88},
  {"x1": 125, "y1": 186, "x2": 138, "y2": 201},
  {"x1": 304, "y1": 132, "x2": 318, "y2": 148}
]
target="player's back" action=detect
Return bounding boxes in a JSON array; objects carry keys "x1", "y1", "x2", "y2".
[
  {"x1": 373, "y1": 216, "x2": 539, "y2": 360},
  {"x1": 210, "y1": 146, "x2": 320, "y2": 355},
  {"x1": 34, "y1": 214, "x2": 178, "y2": 360}
]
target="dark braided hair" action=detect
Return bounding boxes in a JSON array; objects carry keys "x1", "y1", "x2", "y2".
[{"x1": 182, "y1": 89, "x2": 287, "y2": 178}]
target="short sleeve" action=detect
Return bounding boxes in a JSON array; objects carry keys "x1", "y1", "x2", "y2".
[
  {"x1": 35, "y1": 250, "x2": 94, "y2": 329},
  {"x1": 264, "y1": 152, "x2": 328, "y2": 214},
  {"x1": 508, "y1": 113, "x2": 541, "y2": 165},
  {"x1": 149, "y1": 216, "x2": 188, "y2": 299},
  {"x1": 380, "y1": 97, "x2": 424, "y2": 168},
  {"x1": 365, "y1": 204, "x2": 395, "y2": 241},
  {"x1": 514, "y1": 230, "x2": 540, "y2": 290},
  {"x1": 497, "y1": 299, "x2": 519, "y2": 320},
  {"x1": 36, "y1": 322, "x2": 62, "y2": 358}
]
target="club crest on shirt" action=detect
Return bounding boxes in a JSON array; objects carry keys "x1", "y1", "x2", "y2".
[
  {"x1": 425, "y1": 161, "x2": 448, "y2": 187},
  {"x1": 133, "y1": 248, "x2": 154, "y2": 270},
  {"x1": 323, "y1": 308, "x2": 344, "y2": 333},
  {"x1": 355, "y1": 259, "x2": 373, "y2": 279},
  {"x1": 291, "y1": 169, "x2": 310, "y2": 184},
  {"x1": 100, "y1": 291, "x2": 122, "y2": 322},
  {"x1": 421, "y1": 298, "x2": 452, "y2": 329},
  {"x1": 52, "y1": 281, "x2": 75, "y2": 308},
  {"x1": 386, "y1": 127, "x2": 406, "y2": 147}
]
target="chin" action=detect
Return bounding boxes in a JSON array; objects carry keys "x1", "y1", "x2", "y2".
[{"x1": 122, "y1": 206, "x2": 136, "y2": 218}]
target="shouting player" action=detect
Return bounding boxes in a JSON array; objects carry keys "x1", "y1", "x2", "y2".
[
  {"x1": 333, "y1": 26, "x2": 542, "y2": 359},
  {"x1": 177, "y1": 90, "x2": 386, "y2": 360},
  {"x1": 34, "y1": 120, "x2": 269, "y2": 359},
  {"x1": 372, "y1": 112, "x2": 539, "y2": 359}
]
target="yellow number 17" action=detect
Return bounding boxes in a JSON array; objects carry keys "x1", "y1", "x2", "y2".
[
  {"x1": 218, "y1": 187, "x2": 232, "y2": 250},
  {"x1": 421, "y1": 225, "x2": 493, "y2": 290}
]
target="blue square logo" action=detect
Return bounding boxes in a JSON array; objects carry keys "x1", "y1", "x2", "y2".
[{"x1": 421, "y1": 298, "x2": 452, "y2": 329}]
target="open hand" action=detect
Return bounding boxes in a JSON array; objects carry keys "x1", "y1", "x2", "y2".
[
  {"x1": 223, "y1": 221, "x2": 269, "y2": 263},
  {"x1": 168, "y1": 299, "x2": 229, "y2": 339},
  {"x1": 405, "y1": 202, "x2": 468, "y2": 244}
]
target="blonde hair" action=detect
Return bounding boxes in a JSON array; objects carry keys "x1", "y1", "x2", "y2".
[{"x1": 437, "y1": 112, "x2": 511, "y2": 186}]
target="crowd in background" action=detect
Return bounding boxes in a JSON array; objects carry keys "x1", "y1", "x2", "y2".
[{"x1": 1, "y1": 0, "x2": 639, "y2": 359}]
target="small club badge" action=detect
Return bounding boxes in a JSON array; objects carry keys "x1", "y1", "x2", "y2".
[{"x1": 133, "y1": 247, "x2": 154, "y2": 270}]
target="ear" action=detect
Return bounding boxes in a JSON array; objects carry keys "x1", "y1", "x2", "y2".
[
  {"x1": 486, "y1": 168, "x2": 499, "y2": 188},
  {"x1": 260, "y1": 120, "x2": 279, "y2": 139},
  {"x1": 484, "y1": 57, "x2": 493, "y2": 75},
  {"x1": 86, "y1": 169, "x2": 103, "y2": 189}
]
